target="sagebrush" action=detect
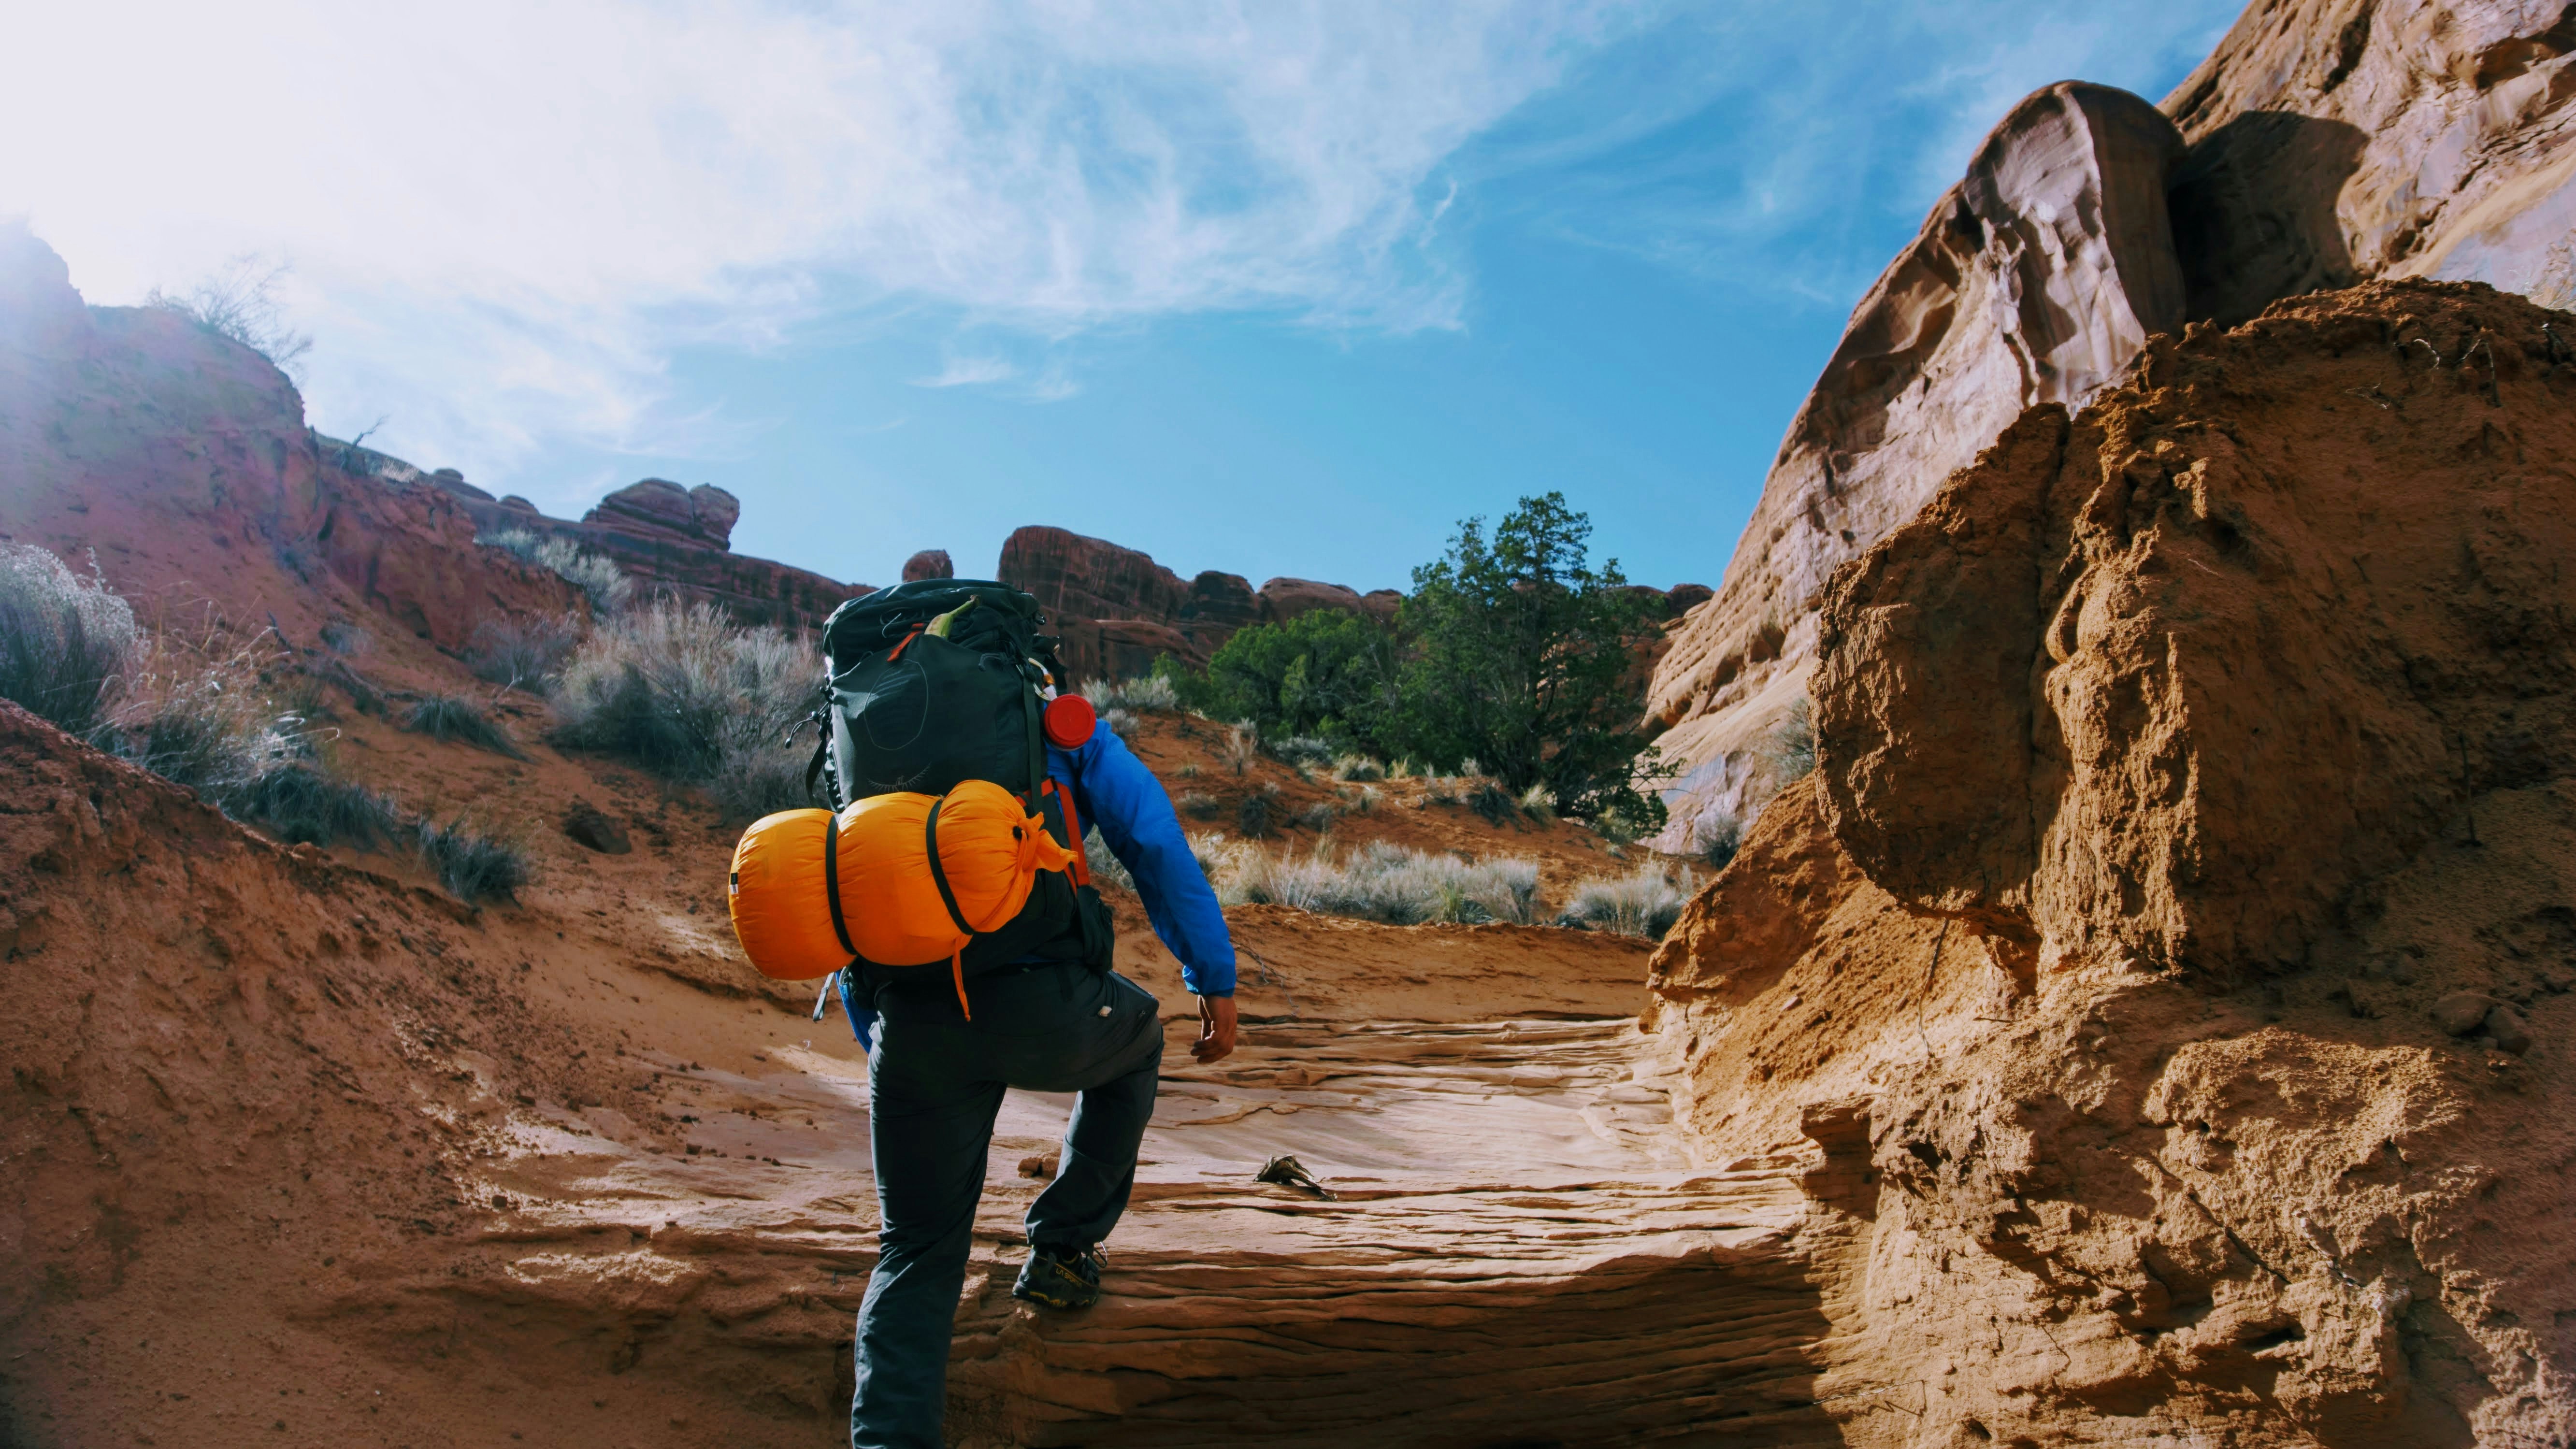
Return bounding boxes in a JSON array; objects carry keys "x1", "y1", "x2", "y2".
[{"x1": 0, "y1": 544, "x2": 139, "y2": 736}]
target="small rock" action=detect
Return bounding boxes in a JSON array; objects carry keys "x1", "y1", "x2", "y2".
[
  {"x1": 2486, "y1": 1004, "x2": 2533, "y2": 1056},
  {"x1": 2432, "y1": 991, "x2": 2497, "y2": 1036},
  {"x1": 562, "y1": 800, "x2": 632, "y2": 855},
  {"x1": 1017, "y1": 1154, "x2": 1058, "y2": 1180}
]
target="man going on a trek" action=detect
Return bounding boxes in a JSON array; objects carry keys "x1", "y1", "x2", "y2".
[{"x1": 805, "y1": 582, "x2": 1236, "y2": 1449}]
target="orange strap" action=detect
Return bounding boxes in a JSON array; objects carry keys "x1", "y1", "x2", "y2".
[
  {"x1": 1043, "y1": 779, "x2": 1092, "y2": 888},
  {"x1": 950, "y1": 948, "x2": 970, "y2": 1020},
  {"x1": 887, "y1": 625, "x2": 925, "y2": 662}
]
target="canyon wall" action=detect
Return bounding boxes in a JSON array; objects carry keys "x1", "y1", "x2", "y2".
[
  {"x1": 1653, "y1": 2, "x2": 2576, "y2": 849},
  {"x1": 1647, "y1": 280, "x2": 2576, "y2": 1446}
]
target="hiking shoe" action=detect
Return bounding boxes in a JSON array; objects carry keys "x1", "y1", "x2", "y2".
[{"x1": 1012, "y1": 1243, "x2": 1105, "y2": 1310}]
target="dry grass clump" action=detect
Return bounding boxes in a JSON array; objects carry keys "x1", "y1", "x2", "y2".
[
  {"x1": 1266, "y1": 734, "x2": 1336, "y2": 768},
  {"x1": 1093, "y1": 674, "x2": 1179, "y2": 712},
  {"x1": 403, "y1": 694, "x2": 522, "y2": 757},
  {"x1": 549, "y1": 595, "x2": 816, "y2": 819},
  {"x1": 1220, "y1": 721, "x2": 1258, "y2": 775},
  {"x1": 469, "y1": 614, "x2": 579, "y2": 692},
  {"x1": 1561, "y1": 862, "x2": 1696, "y2": 940},
  {"x1": 1197, "y1": 836, "x2": 1541, "y2": 926},
  {"x1": 1177, "y1": 789, "x2": 1223, "y2": 819},
  {"x1": 0, "y1": 544, "x2": 140, "y2": 736},
  {"x1": 416, "y1": 817, "x2": 531, "y2": 904},
  {"x1": 1331, "y1": 753, "x2": 1384, "y2": 782},
  {"x1": 1103, "y1": 706, "x2": 1139, "y2": 741},
  {"x1": 480, "y1": 529, "x2": 633, "y2": 615}
]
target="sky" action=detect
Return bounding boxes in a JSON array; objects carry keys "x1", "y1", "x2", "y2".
[{"x1": 0, "y1": 0, "x2": 2244, "y2": 594}]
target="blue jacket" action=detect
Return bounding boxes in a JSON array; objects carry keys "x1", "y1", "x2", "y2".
[{"x1": 833, "y1": 720, "x2": 1236, "y2": 1047}]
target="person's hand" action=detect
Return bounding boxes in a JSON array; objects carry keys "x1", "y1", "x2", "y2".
[{"x1": 1192, "y1": 994, "x2": 1238, "y2": 1064}]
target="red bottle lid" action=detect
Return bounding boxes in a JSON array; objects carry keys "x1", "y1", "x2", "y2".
[{"x1": 1043, "y1": 694, "x2": 1097, "y2": 749}]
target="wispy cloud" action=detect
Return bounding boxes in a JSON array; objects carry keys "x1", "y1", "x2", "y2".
[
  {"x1": 0, "y1": 0, "x2": 2238, "y2": 504},
  {"x1": 0, "y1": 0, "x2": 1645, "y2": 491},
  {"x1": 911, "y1": 356, "x2": 1019, "y2": 389}
]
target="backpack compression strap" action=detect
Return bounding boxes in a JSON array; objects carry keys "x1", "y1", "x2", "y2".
[
  {"x1": 922, "y1": 797, "x2": 976, "y2": 1020},
  {"x1": 822, "y1": 811, "x2": 859, "y2": 961}
]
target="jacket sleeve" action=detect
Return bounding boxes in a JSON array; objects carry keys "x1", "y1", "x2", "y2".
[{"x1": 1056, "y1": 725, "x2": 1238, "y2": 996}]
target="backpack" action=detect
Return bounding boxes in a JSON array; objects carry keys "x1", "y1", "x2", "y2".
[{"x1": 792, "y1": 579, "x2": 1112, "y2": 1003}]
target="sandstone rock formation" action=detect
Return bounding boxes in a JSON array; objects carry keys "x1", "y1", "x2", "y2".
[
  {"x1": 1654, "y1": 8, "x2": 2576, "y2": 851},
  {"x1": 998, "y1": 526, "x2": 1370, "y2": 683},
  {"x1": 1647, "y1": 83, "x2": 2191, "y2": 846},
  {"x1": 0, "y1": 225, "x2": 574, "y2": 651},
  {"x1": 1646, "y1": 280, "x2": 2576, "y2": 1445},
  {"x1": 349, "y1": 451, "x2": 868, "y2": 632},
  {"x1": 2169, "y1": 0, "x2": 2576, "y2": 322},
  {"x1": 902, "y1": 547, "x2": 954, "y2": 581}
]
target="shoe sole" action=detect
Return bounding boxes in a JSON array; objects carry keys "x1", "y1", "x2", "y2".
[{"x1": 1011, "y1": 1279, "x2": 1100, "y2": 1311}]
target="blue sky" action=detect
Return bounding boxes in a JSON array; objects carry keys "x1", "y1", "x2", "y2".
[{"x1": 3, "y1": 1, "x2": 2243, "y2": 594}]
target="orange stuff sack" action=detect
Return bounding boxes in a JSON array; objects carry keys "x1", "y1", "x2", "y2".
[{"x1": 727, "y1": 779, "x2": 1078, "y2": 981}]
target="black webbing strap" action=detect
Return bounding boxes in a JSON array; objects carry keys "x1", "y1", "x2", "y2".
[
  {"x1": 822, "y1": 812, "x2": 858, "y2": 959},
  {"x1": 923, "y1": 797, "x2": 975, "y2": 936},
  {"x1": 804, "y1": 735, "x2": 831, "y2": 807},
  {"x1": 1020, "y1": 681, "x2": 1047, "y2": 812}
]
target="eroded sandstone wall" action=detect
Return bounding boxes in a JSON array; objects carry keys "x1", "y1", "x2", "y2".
[
  {"x1": 1653, "y1": 3, "x2": 2576, "y2": 851},
  {"x1": 1647, "y1": 83, "x2": 2190, "y2": 847},
  {"x1": 1648, "y1": 281, "x2": 2576, "y2": 1446}
]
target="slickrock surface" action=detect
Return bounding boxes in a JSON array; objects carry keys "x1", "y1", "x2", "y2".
[
  {"x1": 2169, "y1": 0, "x2": 2576, "y2": 322},
  {"x1": 1646, "y1": 281, "x2": 2576, "y2": 1446},
  {"x1": 1645, "y1": 83, "x2": 2190, "y2": 846},
  {"x1": 0, "y1": 688, "x2": 1820, "y2": 1447}
]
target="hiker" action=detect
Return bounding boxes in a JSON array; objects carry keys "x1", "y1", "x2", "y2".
[{"x1": 780, "y1": 580, "x2": 1238, "y2": 1449}]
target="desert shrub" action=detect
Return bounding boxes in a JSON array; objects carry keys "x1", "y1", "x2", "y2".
[
  {"x1": 1178, "y1": 789, "x2": 1223, "y2": 819},
  {"x1": 1094, "y1": 674, "x2": 1179, "y2": 712},
  {"x1": 0, "y1": 544, "x2": 140, "y2": 736},
  {"x1": 1344, "y1": 784, "x2": 1382, "y2": 814},
  {"x1": 469, "y1": 614, "x2": 579, "y2": 692},
  {"x1": 550, "y1": 596, "x2": 817, "y2": 805},
  {"x1": 1267, "y1": 734, "x2": 1336, "y2": 768},
  {"x1": 1218, "y1": 840, "x2": 1541, "y2": 926},
  {"x1": 231, "y1": 763, "x2": 406, "y2": 848},
  {"x1": 1764, "y1": 697, "x2": 1817, "y2": 786},
  {"x1": 1176, "y1": 760, "x2": 1202, "y2": 779},
  {"x1": 1296, "y1": 801, "x2": 1339, "y2": 832},
  {"x1": 1220, "y1": 721, "x2": 1257, "y2": 775},
  {"x1": 319, "y1": 620, "x2": 373, "y2": 656},
  {"x1": 403, "y1": 694, "x2": 521, "y2": 757},
  {"x1": 709, "y1": 740, "x2": 813, "y2": 823},
  {"x1": 416, "y1": 818, "x2": 531, "y2": 904},
  {"x1": 145, "y1": 254, "x2": 312, "y2": 373},
  {"x1": 1237, "y1": 783, "x2": 1280, "y2": 839},
  {"x1": 1466, "y1": 778, "x2": 1518, "y2": 827},
  {"x1": 1103, "y1": 706, "x2": 1139, "y2": 741},
  {"x1": 1518, "y1": 783, "x2": 1557, "y2": 826},
  {"x1": 480, "y1": 529, "x2": 633, "y2": 615},
  {"x1": 1562, "y1": 863, "x2": 1696, "y2": 940},
  {"x1": 1085, "y1": 829, "x2": 1136, "y2": 892},
  {"x1": 1689, "y1": 812, "x2": 1743, "y2": 870},
  {"x1": 1332, "y1": 753, "x2": 1384, "y2": 782}
]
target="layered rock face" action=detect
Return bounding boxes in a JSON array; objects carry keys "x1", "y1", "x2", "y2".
[
  {"x1": 1648, "y1": 84, "x2": 2190, "y2": 844},
  {"x1": 997, "y1": 525, "x2": 1403, "y2": 684},
  {"x1": 1655, "y1": 7, "x2": 2576, "y2": 848},
  {"x1": 1647, "y1": 282, "x2": 2576, "y2": 1445},
  {"x1": 0, "y1": 226, "x2": 574, "y2": 650},
  {"x1": 2169, "y1": 0, "x2": 2576, "y2": 322},
  {"x1": 329, "y1": 443, "x2": 870, "y2": 631}
]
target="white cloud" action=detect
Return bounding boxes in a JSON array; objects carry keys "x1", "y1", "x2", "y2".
[
  {"x1": 911, "y1": 356, "x2": 1020, "y2": 389},
  {"x1": 0, "y1": 0, "x2": 1643, "y2": 494}
]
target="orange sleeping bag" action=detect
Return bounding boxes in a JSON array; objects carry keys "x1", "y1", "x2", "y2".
[{"x1": 726, "y1": 779, "x2": 1078, "y2": 1013}]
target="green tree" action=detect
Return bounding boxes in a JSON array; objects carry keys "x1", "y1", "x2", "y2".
[
  {"x1": 1393, "y1": 492, "x2": 1667, "y2": 827},
  {"x1": 1166, "y1": 607, "x2": 1397, "y2": 745}
]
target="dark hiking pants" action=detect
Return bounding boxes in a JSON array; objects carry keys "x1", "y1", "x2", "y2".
[{"x1": 849, "y1": 962, "x2": 1164, "y2": 1449}]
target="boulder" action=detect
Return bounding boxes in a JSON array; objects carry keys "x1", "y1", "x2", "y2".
[
  {"x1": 1647, "y1": 82, "x2": 2189, "y2": 848},
  {"x1": 583, "y1": 478, "x2": 736, "y2": 548},
  {"x1": 2488, "y1": 1004, "x2": 2535, "y2": 1056},
  {"x1": 902, "y1": 549, "x2": 954, "y2": 582},
  {"x1": 2434, "y1": 991, "x2": 2502, "y2": 1036}
]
